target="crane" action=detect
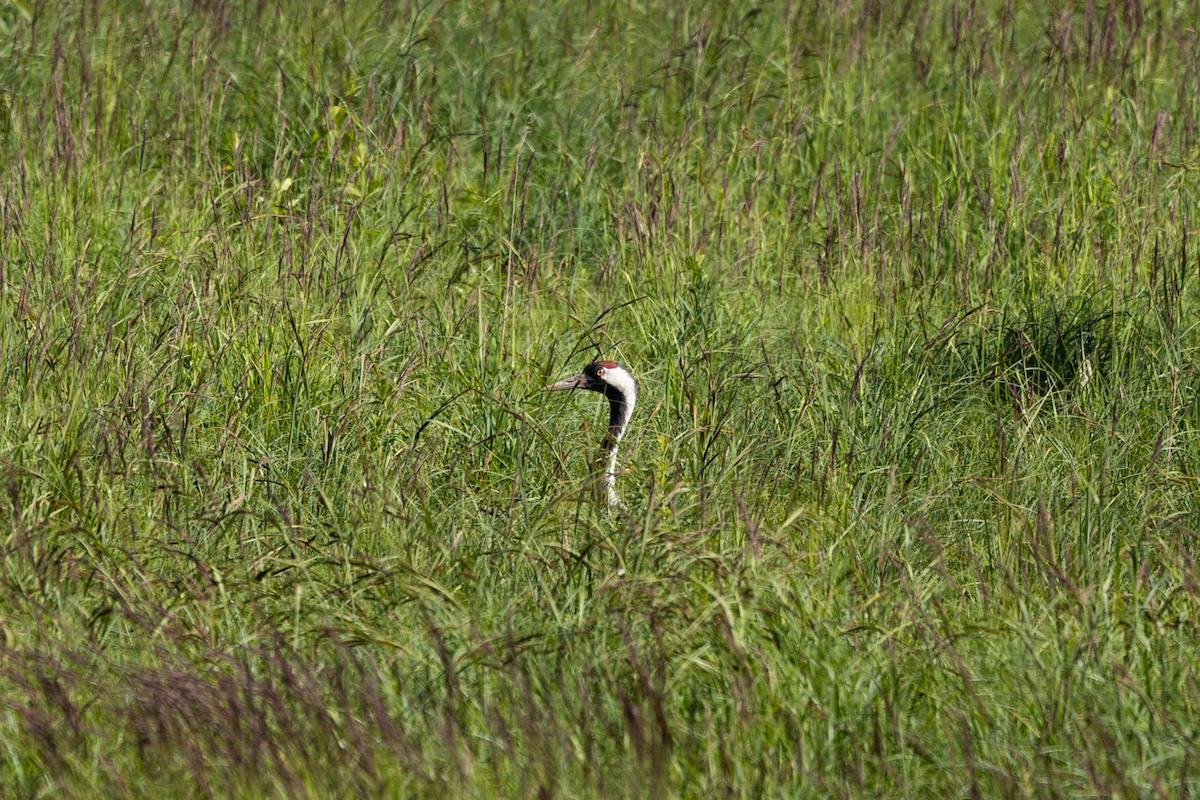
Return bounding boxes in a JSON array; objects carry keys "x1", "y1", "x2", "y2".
[{"x1": 545, "y1": 361, "x2": 637, "y2": 509}]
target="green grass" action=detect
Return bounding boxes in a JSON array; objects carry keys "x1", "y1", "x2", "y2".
[{"x1": 2, "y1": 0, "x2": 1200, "y2": 796}]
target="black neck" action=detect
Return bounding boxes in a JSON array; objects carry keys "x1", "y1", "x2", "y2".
[{"x1": 609, "y1": 391, "x2": 632, "y2": 428}]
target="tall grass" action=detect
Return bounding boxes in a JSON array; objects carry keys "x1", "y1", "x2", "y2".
[{"x1": 2, "y1": 0, "x2": 1200, "y2": 796}]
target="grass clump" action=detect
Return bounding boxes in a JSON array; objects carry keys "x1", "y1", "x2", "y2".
[{"x1": 2, "y1": 0, "x2": 1200, "y2": 797}]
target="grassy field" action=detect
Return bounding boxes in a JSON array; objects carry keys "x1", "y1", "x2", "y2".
[{"x1": 2, "y1": 0, "x2": 1200, "y2": 796}]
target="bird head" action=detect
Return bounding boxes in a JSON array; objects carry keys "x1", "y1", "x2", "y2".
[{"x1": 545, "y1": 361, "x2": 637, "y2": 406}]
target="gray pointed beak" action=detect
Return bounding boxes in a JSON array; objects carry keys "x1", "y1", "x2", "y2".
[{"x1": 545, "y1": 374, "x2": 586, "y2": 392}]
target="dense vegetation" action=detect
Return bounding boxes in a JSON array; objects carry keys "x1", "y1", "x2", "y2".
[{"x1": 2, "y1": 0, "x2": 1200, "y2": 796}]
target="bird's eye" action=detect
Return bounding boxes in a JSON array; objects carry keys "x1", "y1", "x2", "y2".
[{"x1": 596, "y1": 368, "x2": 606, "y2": 377}]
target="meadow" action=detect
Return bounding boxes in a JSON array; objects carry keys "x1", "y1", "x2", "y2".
[{"x1": 2, "y1": 0, "x2": 1200, "y2": 796}]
